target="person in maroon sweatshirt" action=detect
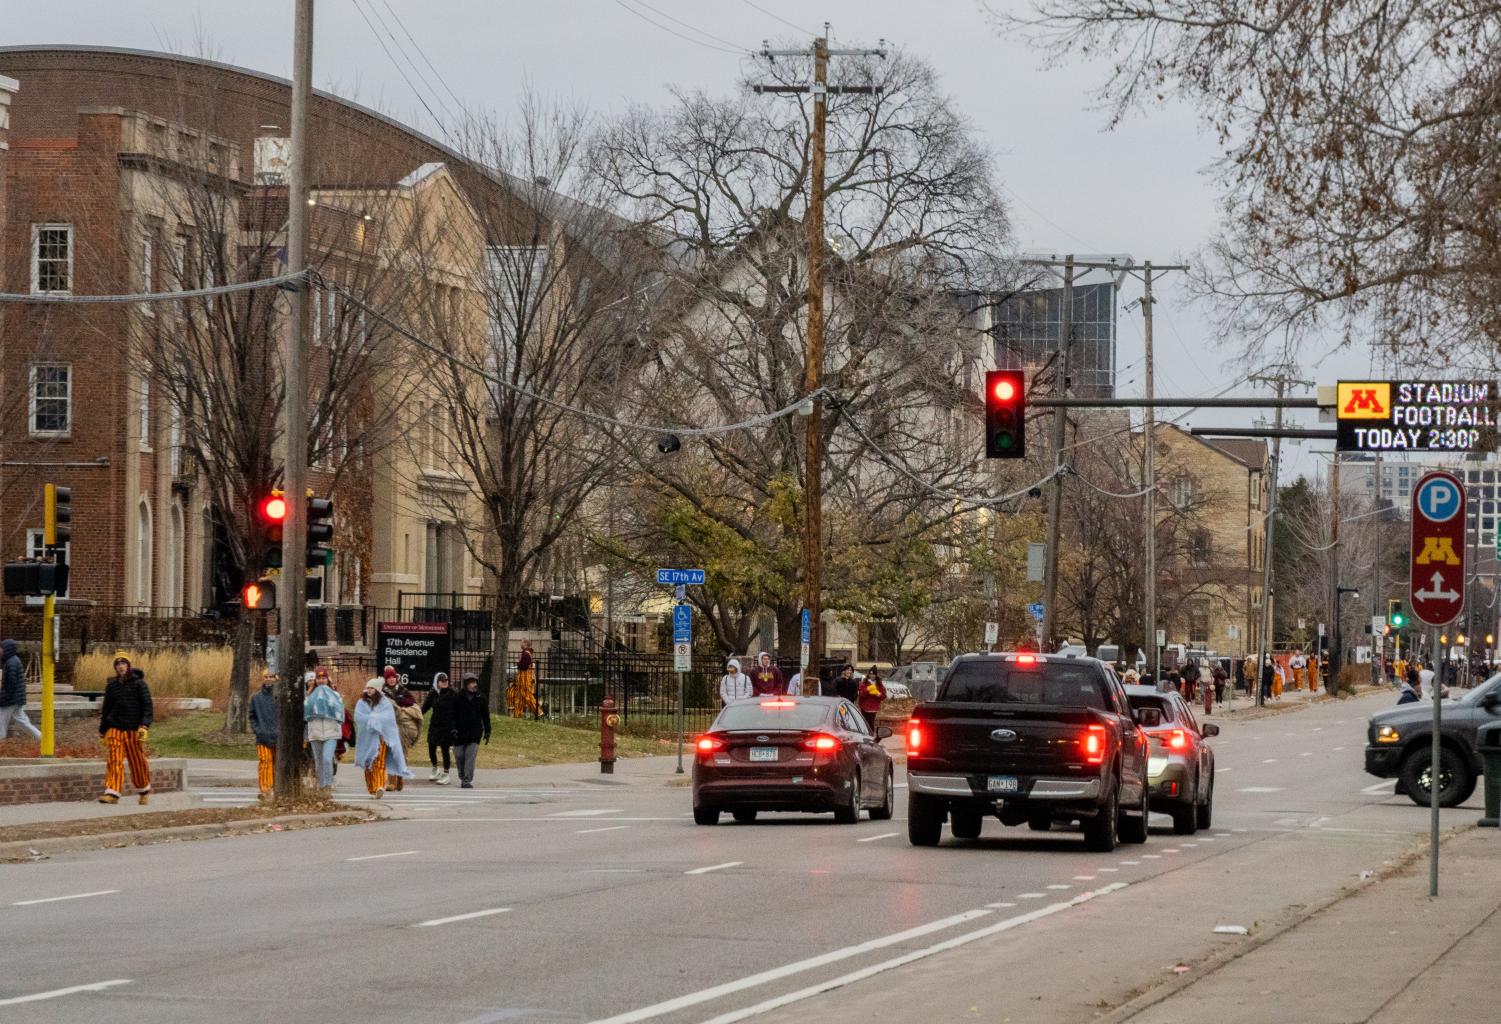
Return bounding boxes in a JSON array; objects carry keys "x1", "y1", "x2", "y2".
[{"x1": 749, "y1": 652, "x2": 786, "y2": 696}]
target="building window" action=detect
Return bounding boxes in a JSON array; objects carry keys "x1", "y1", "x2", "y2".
[
  {"x1": 1191, "y1": 530, "x2": 1213, "y2": 565},
  {"x1": 29, "y1": 364, "x2": 72, "y2": 436},
  {"x1": 31, "y1": 224, "x2": 73, "y2": 294},
  {"x1": 136, "y1": 499, "x2": 153, "y2": 607},
  {"x1": 140, "y1": 233, "x2": 155, "y2": 314},
  {"x1": 139, "y1": 375, "x2": 152, "y2": 451},
  {"x1": 164, "y1": 501, "x2": 184, "y2": 611},
  {"x1": 25, "y1": 530, "x2": 70, "y2": 600},
  {"x1": 168, "y1": 405, "x2": 183, "y2": 477},
  {"x1": 1187, "y1": 600, "x2": 1210, "y2": 645},
  {"x1": 1169, "y1": 475, "x2": 1197, "y2": 507}
]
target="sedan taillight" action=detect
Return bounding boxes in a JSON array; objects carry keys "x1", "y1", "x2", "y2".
[
  {"x1": 803, "y1": 734, "x2": 840, "y2": 752},
  {"x1": 696, "y1": 735, "x2": 726, "y2": 754}
]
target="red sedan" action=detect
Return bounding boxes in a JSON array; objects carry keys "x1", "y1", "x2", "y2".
[{"x1": 692, "y1": 696, "x2": 896, "y2": 824}]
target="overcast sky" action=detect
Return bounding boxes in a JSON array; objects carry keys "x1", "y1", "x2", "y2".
[{"x1": 9, "y1": 0, "x2": 1348, "y2": 476}]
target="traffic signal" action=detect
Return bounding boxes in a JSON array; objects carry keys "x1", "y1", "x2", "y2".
[
  {"x1": 44, "y1": 483, "x2": 71, "y2": 550},
  {"x1": 1387, "y1": 599, "x2": 1406, "y2": 629},
  {"x1": 257, "y1": 490, "x2": 287, "y2": 571},
  {"x1": 306, "y1": 495, "x2": 334, "y2": 569},
  {"x1": 240, "y1": 579, "x2": 276, "y2": 611},
  {"x1": 984, "y1": 369, "x2": 1026, "y2": 459},
  {"x1": 1381, "y1": 624, "x2": 1391, "y2": 637}
]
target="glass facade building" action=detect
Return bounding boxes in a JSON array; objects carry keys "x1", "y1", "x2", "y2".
[{"x1": 991, "y1": 281, "x2": 1117, "y2": 398}]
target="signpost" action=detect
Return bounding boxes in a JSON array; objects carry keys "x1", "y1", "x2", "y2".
[
  {"x1": 1410, "y1": 470, "x2": 1466, "y2": 898},
  {"x1": 1335, "y1": 380, "x2": 1496, "y2": 453},
  {"x1": 1028, "y1": 602, "x2": 1045, "y2": 621},
  {"x1": 984, "y1": 621, "x2": 999, "y2": 647},
  {"x1": 375, "y1": 621, "x2": 452, "y2": 690},
  {"x1": 672, "y1": 603, "x2": 692, "y2": 774}
]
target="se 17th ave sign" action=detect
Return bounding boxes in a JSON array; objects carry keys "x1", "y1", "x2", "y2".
[
  {"x1": 1336, "y1": 380, "x2": 1497, "y2": 452},
  {"x1": 1409, "y1": 471, "x2": 1466, "y2": 628}
]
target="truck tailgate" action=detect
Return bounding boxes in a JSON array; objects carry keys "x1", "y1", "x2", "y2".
[{"x1": 915, "y1": 704, "x2": 1104, "y2": 775}]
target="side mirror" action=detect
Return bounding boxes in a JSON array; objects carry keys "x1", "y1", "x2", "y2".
[
  {"x1": 1134, "y1": 707, "x2": 1163, "y2": 727},
  {"x1": 1202, "y1": 723, "x2": 1221, "y2": 737},
  {"x1": 876, "y1": 725, "x2": 893, "y2": 740}
]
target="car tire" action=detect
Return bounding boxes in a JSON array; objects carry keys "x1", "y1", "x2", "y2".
[
  {"x1": 1120, "y1": 784, "x2": 1149, "y2": 845},
  {"x1": 1195, "y1": 777, "x2": 1214, "y2": 830},
  {"x1": 835, "y1": 769, "x2": 862, "y2": 824},
  {"x1": 732, "y1": 808, "x2": 758, "y2": 824},
  {"x1": 868, "y1": 767, "x2": 895, "y2": 821},
  {"x1": 908, "y1": 792, "x2": 943, "y2": 846},
  {"x1": 1084, "y1": 784, "x2": 1119, "y2": 852},
  {"x1": 1027, "y1": 817, "x2": 1052, "y2": 832},
  {"x1": 950, "y1": 807, "x2": 983, "y2": 840},
  {"x1": 693, "y1": 806, "x2": 720, "y2": 826},
  {"x1": 1400, "y1": 746, "x2": 1475, "y2": 808},
  {"x1": 1171, "y1": 805, "x2": 1197, "y2": 835}
]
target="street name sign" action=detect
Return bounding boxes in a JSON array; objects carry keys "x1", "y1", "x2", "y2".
[
  {"x1": 1028, "y1": 602, "x2": 1045, "y2": 622},
  {"x1": 1336, "y1": 380, "x2": 1497, "y2": 453},
  {"x1": 657, "y1": 568, "x2": 705, "y2": 586},
  {"x1": 1409, "y1": 471, "x2": 1466, "y2": 627}
]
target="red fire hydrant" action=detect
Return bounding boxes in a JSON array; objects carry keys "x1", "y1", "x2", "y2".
[{"x1": 600, "y1": 695, "x2": 619, "y2": 774}]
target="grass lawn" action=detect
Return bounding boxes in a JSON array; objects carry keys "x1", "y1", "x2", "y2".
[{"x1": 148, "y1": 710, "x2": 675, "y2": 769}]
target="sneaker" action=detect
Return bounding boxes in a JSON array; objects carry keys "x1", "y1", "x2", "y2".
[
  {"x1": 430, "y1": 767, "x2": 441, "y2": 782},
  {"x1": 436, "y1": 771, "x2": 451, "y2": 786},
  {"x1": 98, "y1": 793, "x2": 120, "y2": 804},
  {"x1": 139, "y1": 791, "x2": 151, "y2": 805},
  {"x1": 373, "y1": 788, "x2": 385, "y2": 799},
  {"x1": 460, "y1": 781, "x2": 473, "y2": 789}
]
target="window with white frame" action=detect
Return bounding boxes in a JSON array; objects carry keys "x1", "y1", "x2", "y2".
[
  {"x1": 172, "y1": 234, "x2": 190, "y2": 288},
  {"x1": 29, "y1": 364, "x2": 72, "y2": 436},
  {"x1": 168, "y1": 405, "x2": 183, "y2": 477},
  {"x1": 25, "y1": 530, "x2": 71, "y2": 600},
  {"x1": 138, "y1": 374, "x2": 152, "y2": 451},
  {"x1": 31, "y1": 224, "x2": 73, "y2": 294},
  {"x1": 140, "y1": 233, "x2": 155, "y2": 315}
]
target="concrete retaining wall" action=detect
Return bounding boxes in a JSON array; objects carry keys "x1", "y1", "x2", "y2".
[{"x1": 0, "y1": 758, "x2": 187, "y2": 805}]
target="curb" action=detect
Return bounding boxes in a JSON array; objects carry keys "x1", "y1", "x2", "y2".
[
  {"x1": 1090, "y1": 825, "x2": 1475, "y2": 1023},
  {"x1": 0, "y1": 808, "x2": 377, "y2": 861}
]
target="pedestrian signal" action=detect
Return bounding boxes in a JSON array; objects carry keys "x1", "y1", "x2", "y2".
[
  {"x1": 984, "y1": 370, "x2": 1026, "y2": 459},
  {"x1": 241, "y1": 579, "x2": 276, "y2": 611}
]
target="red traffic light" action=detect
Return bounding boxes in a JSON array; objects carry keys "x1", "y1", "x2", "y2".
[
  {"x1": 992, "y1": 378, "x2": 1017, "y2": 402},
  {"x1": 259, "y1": 494, "x2": 288, "y2": 523},
  {"x1": 984, "y1": 370, "x2": 1026, "y2": 459}
]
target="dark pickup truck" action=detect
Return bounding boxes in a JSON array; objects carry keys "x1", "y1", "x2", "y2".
[
  {"x1": 1365, "y1": 671, "x2": 1501, "y2": 806},
  {"x1": 905, "y1": 652, "x2": 1151, "y2": 852}
]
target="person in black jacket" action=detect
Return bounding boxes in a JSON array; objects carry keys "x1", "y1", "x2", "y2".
[
  {"x1": 451, "y1": 673, "x2": 491, "y2": 789},
  {"x1": 833, "y1": 664, "x2": 859, "y2": 703},
  {"x1": 99, "y1": 653, "x2": 153, "y2": 805},
  {"x1": 0, "y1": 638, "x2": 40, "y2": 742},
  {"x1": 422, "y1": 672, "x2": 457, "y2": 785},
  {"x1": 249, "y1": 672, "x2": 278, "y2": 799}
]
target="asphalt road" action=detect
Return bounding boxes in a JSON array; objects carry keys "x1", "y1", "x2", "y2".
[{"x1": 0, "y1": 688, "x2": 1481, "y2": 1023}]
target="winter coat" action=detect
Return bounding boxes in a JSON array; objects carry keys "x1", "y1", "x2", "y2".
[
  {"x1": 857, "y1": 676, "x2": 886, "y2": 713},
  {"x1": 718, "y1": 659, "x2": 751, "y2": 704},
  {"x1": 394, "y1": 694, "x2": 422, "y2": 751},
  {"x1": 423, "y1": 682, "x2": 458, "y2": 740},
  {"x1": 833, "y1": 673, "x2": 859, "y2": 703},
  {"x1": 353, "y1": 695, "x2": 413, "y2": 778},
  {"x1": 1397, "y1": 682, "x2": 1421, "y2": 705},
  {"x1": 0, "y1": 640, "x2": 24, "y2": 708},
  {"x1": 748, "y1": 655, "x2": 786, "y2": 696},
  {"x1": 249, "y1": 684, "x2": 279, "y2": 747},
  {"x1": 452, "y1": 689, "x2": 491, "y2": 744},
  {"x1": 99, "y1": 669, "x2": 153, "y2": 735}
]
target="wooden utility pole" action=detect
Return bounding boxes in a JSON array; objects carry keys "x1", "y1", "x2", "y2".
[
  {"x1": 275, "y1": 0, "x2": 314, "y2": 801},
  {"x1": 1255, "y1": 374, "x2": 1286, "y2": 707},
  {"x1": 1039, "y1": 256, "x2": 1074, "y2": 652},
  {"x1": 755, "y1": 32, "x2": 884, "y2": 671},
  {"x1": 1329, "y1": 452, "x2": 1341, "y2": 692},
  {"x1": 1142, "y1": 263, "x2": 1157, "y2": 681}
]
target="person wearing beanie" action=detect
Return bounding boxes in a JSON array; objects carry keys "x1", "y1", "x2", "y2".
[
  {"x1": 354, "y1": 679, "x2": 412, "y2": 798},
  {"x1": 98, "y1": 653, "x2": 153, "y2": 804},
  {"x1": 303, "y1": 667, "x2": 344, "y2": 792},
  {"x1": 451, "y1": 673, "x2": 491, "y2": 788},
  {"x1": 249, "y1": 669, "x2": 279, "y2": 799},
  {"x1": 0, "y1": 638, "x2": 41, "y2": 743}
]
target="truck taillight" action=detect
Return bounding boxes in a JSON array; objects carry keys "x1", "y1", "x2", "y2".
[
  {"x1": 1081, "y1": 724, "x2": 1107, "y2": 765},
  {"x1": 906, "y1": 720, "x2": 923, "y2": 754}
]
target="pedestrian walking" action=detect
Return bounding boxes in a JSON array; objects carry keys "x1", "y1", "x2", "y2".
[
  {"x1": 718, "y1": 658, "x2": 751, "y2": 705},
  {"x1": 1239, "y1": 655, "x2": 1254, "y2": 695},
  {"x1": 98, "y1": 653, "x2": 153, "y2": 804},
  {"x1": 304, "y1": 667, "x2": 344, "y2": 792},
  {"x1": 787, "y1": 669, "x2": 803, "y2": 696},
  {"x1": 383, "y1": 669, "x2": 421, "y2": 792},
  {"x1": 833, "y1": 664, "x2": 858, "y2": 702},
  {"x1": 422, "y1": 672, "x2": 456, "y2": 784},
  {"x1": 1260, "y1": 659, "x2": 1275, "y2": 701},
  {"x1": 1211, "y1": 661, "x2": 1227, "y2": 708},
  {"x1": 1397, "y1": 670, "x2": 1422, "y2": 704},
  {"x1": 354, "y1": 680, "x2": 411, "y2": 798},
  {"x1": 0, "y1": 638, "x2": 40, "y2": 743},
  {"x1": 857, "y1": 667, "x2": 886, "y2": 733},
  {"x1": 1181, "y1": 659, "x2": 1197, "y2": 703},
  {"x1": 749, "y1": 652, "x2": 786, "y2": 696},
  {"x1": 509, "y1": 641, "x2": 540, "y2": 719},
  {"x1": 249, "y1": 669, "x2": 279, "y2": 800},
  {"x1": 1290, "y1": 651, "x2": 1307, "y2": 691},
  {"x1": 452, "y1": 673, "x2": 491, "y2": 789}
]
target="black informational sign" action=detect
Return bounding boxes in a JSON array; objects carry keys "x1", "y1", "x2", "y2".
[
  {"x1": 1336, "y1": 380, "x2": 1497, "y2": 453},
  {"x1": 375, "y1": 621, "x2": 451, "y2": 690}
]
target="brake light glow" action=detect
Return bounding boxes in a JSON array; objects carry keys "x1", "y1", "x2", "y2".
[
  {"x1": 1081, "y1": 724, "x2": 1107, "y2": 765},
  {"x1": 1015, "y1": 654, "x2": 1037, "y2": 666},
  {"x1": 1167, "y1": 729, "x2": 1188, "y2": 751},
  {"x1": 760, "y1": 699, "x2": 797, "y2": 708},
  {"x1": 906, "y1": 720, "x2": 923, "y2": 754},
  {"x1": 803, "y1": 734, "x2": 840, "y2": 751},
  {"x1": 696, "y1": 736, "x2": 725, "y2": 753}
]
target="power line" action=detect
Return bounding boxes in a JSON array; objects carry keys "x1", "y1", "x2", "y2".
[
  {"x1": 615, "y1": 0, "x2": 747, "y2": 54},
  {"x1": 740, "y1": 0, "x2": 816, "y2": 36},
  {"x1": 350, "y1": 0, "x2": 448, "y2": 131},
  {"x1": 629, "y1": 0, "x2": 746, "y2": 50},
  {"x1": 0, "y1": 271, "x2": 306, "y2": 304},
  {"x1": 378, "y1": 0, "x2": 469, "y2": 115}
]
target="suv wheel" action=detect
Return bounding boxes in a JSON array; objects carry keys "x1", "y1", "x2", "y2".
[
  {"x1": 693, "y1": 806, "x2": 720, "y2": 826},
  {"x1": 907, "y1": 792, "x2": 943, "y2": 846},
  {"x1": 1400, "y1": 746, "x2": 1476, "y2": 808},
  {"x1": 732, "y1": 808, "x2": 758, "y2": 824},
  {"x1": 1084, "y1": 785, "x2": 1119, "y2": 852},
  {"x1": 1195, "y1": 777, "x2": 1214, "y2": 830},
  {"x1": 1119, "y1": 784, "x2": 1149, "y2": 845}
]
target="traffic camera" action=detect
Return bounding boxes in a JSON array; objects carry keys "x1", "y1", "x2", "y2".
[{"x1": 984, "y1": 370, "x2": 1026, "y2": 459}]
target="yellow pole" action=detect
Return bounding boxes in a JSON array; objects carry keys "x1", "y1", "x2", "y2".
[{"x1": 41, "y1": 592, "x2": 55, "y2": 756}]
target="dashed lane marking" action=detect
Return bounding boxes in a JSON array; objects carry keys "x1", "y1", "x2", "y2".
[
  {"x1": 346, "y1": 850, "x2": 420, "y2": 862},
  {"x1": 1237, "y1": 786, "x2": 1284, "y2": 793},
  {"x1": 413, "y1": 907, "x2": 511, "y2": 928},
  {"x1": 577, "y1": 826, "x2": 630, "y2": 835},
  {"x1": 685, "y1": 861, "x2": 743, "y2": 876},
  {"x1": 856, "y1": 832, "x2": 900, "y2": 843},
  {"x1": 1073, "y1": 875, "x2": 1097, "y2": 881},
  {"x1": 1046, "y1": 884, "x2": 1070, "y2": 890},
  {"x1": 13, "y1": 890, "x2": 119, "y2": 906},
  {"x1": 0, "y1": 981, "x2": 132, "y2": 1007},
  {"x1": 547, "y1": 808, "x2": 625, "y2": 818}
]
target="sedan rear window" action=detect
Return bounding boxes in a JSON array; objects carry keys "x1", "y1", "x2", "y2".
[
  {"x1": 1126, "y1": 694, "x2": 1176, "y2": 721},
  {"x1": 941, "y1": 661, "x2": 1107, "y2": 709},
  {"x1": 715, "y1": 702, "x2": 830, "y2": 731}
]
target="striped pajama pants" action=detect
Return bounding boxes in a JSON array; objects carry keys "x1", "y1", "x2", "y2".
[
  {"x1": 102, "y1": 728, "x2": 151, "y2": 796},
  {"x1": 364, "y1": 740, "x2": 388, "y2": 795},
  {"x1": 257, "y1": 744, "x2": 275, "y2": 795}
]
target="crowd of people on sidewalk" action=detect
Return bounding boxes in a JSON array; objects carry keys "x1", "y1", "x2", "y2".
[{"x1": 717, "y1": 655, "x2": 888, "y2": 731}]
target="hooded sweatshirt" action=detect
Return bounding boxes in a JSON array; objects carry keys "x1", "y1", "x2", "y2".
[
  {"x1": 422, "y1": 674, "x2": 457, "y2": 738},
  {"x1": 0, "y1": 639, "x2": 25, "y2": 708},
  {"x1": 749, "y1": 653, "x2": 786, "y2": 696},
  {"x1": 249, "y1": 683, "x2": 279, "y2": 747},
  {"x1": 718, "y1": 659, "x2": 751, "y2": 704}
]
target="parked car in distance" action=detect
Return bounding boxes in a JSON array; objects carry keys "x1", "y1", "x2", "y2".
[
  {"x1": 1365, "y1": 671, "x2": 1501, "y2": 806},
  {"x1": 1124, "y1": 685, "x2": 1217, "y2": 833},
  {"x1": 692, "y1": 696, "x2": 895, "y2": 825},
  {"x1": 886, "y1": 662, "x2": 944, "y2": 701}
]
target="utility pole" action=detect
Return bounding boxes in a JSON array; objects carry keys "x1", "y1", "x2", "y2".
[
  {"x1": 1040, "y1": 256, "x2": 1074, "y2": 652},
  {"x1": 1255, "y1": 374, "x2": 1286, "y2": 708},
  {"x1": 1330, "y1": 452, "x2": 1342, "y2": 692},
  {"x1": 755, "y1": 32, "x2": 884, "y2": 670},
  {"x1": 1372, "y1": 451, "x2": 1383, "y2": 686},
  {"x1": 1142, "y1": 262, "x2": 1157, "y2": 682},
  {"x1": 275, "y1": 0, "x2": 314, "y2": 801}
]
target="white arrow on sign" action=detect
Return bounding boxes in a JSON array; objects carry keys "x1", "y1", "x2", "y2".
[{"x1": 1414, "y1": 571, "x2": 1461, "y2": 604}]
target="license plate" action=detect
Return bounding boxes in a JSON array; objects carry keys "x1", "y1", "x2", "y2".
[
  {"x1": 750, "y1": 747, "x2": 779, "y2": 762},
  {"x1": 987, "y1": 775, "x2": 1019, "y2": 794}
]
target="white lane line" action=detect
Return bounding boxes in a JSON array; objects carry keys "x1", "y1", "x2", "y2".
[
  {"x1": 856, "y1": 832, "x2": 900, "y2": 843},
  {"x1": 685, "y1": 861, "x2": 743, "y2": 876},
  {"x1": 1118, "y1": 860, "x2": 1140, "y2": 866},
  {"x1": 13, "y1": 890, "x2": 119, "y2": 906},
  {"x1": 577, "y1": 825, "x2": 630, "y2": 835},
  {"x1": 413, "y1": 907, "x2": 511, "y2": 928},
  {"x1": 1073, "y1": 875, "x2": 1097, "y2": 881},
  {"x1": 1017, "y1": 893, "x2": 1045, "y2": 899},
  {"x1": 0, "y1": 980, "x2": 132, "y2": 1006},
  {"x1": 986, "y1": 902, "x2": 1016, "y2": 909},
  {"x1": 1262, "y1": 758, "x2": 1278, "y2": 764},
  {"x1": 1214, "y1": 832, "x2": 1232, "y2": 837},
  {"x1": 1046, "y1": 884, "x2": 1070, "y2": 891},
  {"x1": 585, "y1": 908, "x2": 991, "y2": 1024},
  {"x1": 346, "y1": 850, "x2": 420, "y2": 862},
  {"x1": 1238, "y1": 786, "x2": 1284, "y2": 793},
  {"x1": 1313, "y1": 727, "x2": 1324, "y2": 732},
  {"x1": 1141, "y1": 854, "x2": 1161, "y2": 860},
  {"x1": 1198, "y1": 838, "x2": 1214, "y2": 843},
  {"x1": 413, "y1": 816, "x2": 681, "y2": 823},
  {"x1": 1300, "y1": 752, "x2": 1313, "y2": 757},
  {"x1": 1362, "y1": 781, "x2": 1396, "y2": 795},
  {"x1": 686, "y1": 885, "x2": 1130, "y2": 1024},
  {"x1": 546, "y1": 808, "x2": 625, "y2": 818},
  {"x1": 1232, "y1": 828, "x2": 1248, "y2": 833},
  {"x1": 1180, "y1": 842, "x2": 1197, "y2": 848},
  {"x1": 582, "y1": 869, "x2": 646, "y2": 874},
  {"x1": 1334, "y1": 746, "x2": 1346, "y2": 752},
  {"x1": 1337, "y1": 720, "x2": 1346, "y2": 725},
  {"x1": 1218, "y1": 767, "x2": 1233, "y2": 773},
  {"x1": 1097, "y1": 867, "x2": 1119, "y2": 872}
]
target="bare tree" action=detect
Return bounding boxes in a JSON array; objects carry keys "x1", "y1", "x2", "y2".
[{"x1": 999, "y1": 1, "x2": 1501, "y2": 365}]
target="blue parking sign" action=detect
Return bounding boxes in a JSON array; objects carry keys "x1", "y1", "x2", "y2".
[
  {"x1": 1028, "y1": 602, "x2": 1045, "y2": 621},
  {"x1": 801, "y1": 608, "x2": 811, "y2": 644},
  {"x1": 673, "y1": 604, "x2": 692, "y2": 644}
]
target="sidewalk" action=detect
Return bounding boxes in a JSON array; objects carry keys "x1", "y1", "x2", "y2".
[
  {"x1": 184, "y1": 752, "x2": 689, "y2": 789},
  {"x1": 1117, "y1": 826, "x2": 1499, "y2": 1023}
]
